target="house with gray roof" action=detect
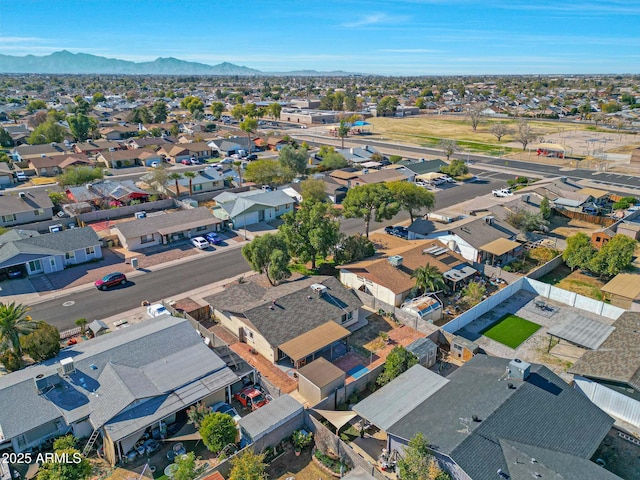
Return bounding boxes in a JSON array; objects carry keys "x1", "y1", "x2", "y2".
[
  {"x1": 0, "y1": 227, "x2": 102, "y2": 277},
  {"x1": 214, "y1": 189, "x2": 294, "y2": 228},
  {"x1": 0, "y1": 316, "x2": 241, "y2": 465},
  {"x1": 353, "y1": 356, "x2": 617, "y2": 480},
  {"x1": 336, "y1": 145, "x2": 380, "y2": 164},
  {"x1": 570, "y1": 312, "x2": 640, "y2": 431},
  {"x1": 0, "y1": 191, "x2": 54, "y2": 228},
  {"x1": 164, "y1": 170, "x2": 224, "y2": 197},
  {"x1": 205, "y1": 276, "x2": 362, "y2": 367},
  {"x1": 114, "y1": 207, "x2": 222, "y2": 251}
]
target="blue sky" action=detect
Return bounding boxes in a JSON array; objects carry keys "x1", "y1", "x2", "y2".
[{"x1": 1, "y1": 0, "x2": 639, "y2": 74}]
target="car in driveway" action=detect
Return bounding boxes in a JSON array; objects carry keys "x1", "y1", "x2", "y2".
[
  {"x1": 190, "y1": 237, "x2": 209, "y2": 249},
  {"x1": 415, "y1": 180, "x2": 430, "y2": 188},
  {"x1": 385, "y1": 226, "x2": 408, "y2": 238},
  {"x1": 233, "y1": 387, "x2": 269, "y2": 411},
  {"x1": 205, "y1": 232, "x2": 222, "y2": 245},
  {"x1": 6, "y1": 266, "x2": 24, "y2": 279},
  {"x1": 246, "y1": 154, "x2": 258, "y2": 161},
  {"x1": 146, "y1": 303, "x2": 169, "y2": 318},
  {"x1": 95, "y1": 272, "x2": 127, "y2": 290},
  {"x1": 210, "y1": 401, "x2": 242, "y2": 422}
]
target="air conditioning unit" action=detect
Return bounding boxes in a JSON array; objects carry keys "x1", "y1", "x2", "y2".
[
  {"x1": 135, "y1": 211, "x2": 147, "y2": 219},
  {"x1": 59, "y1": 357, "x2": 75, "y2": 376},
  {"x1": 388, "y1": 255, "x2": 403, "y2": 267},
  {"x1": 310, "y1": 284, "x2": 328, "y2": 295},
  {"x1": 49, "y1": 224, "x2": 63, "y2": 233}
]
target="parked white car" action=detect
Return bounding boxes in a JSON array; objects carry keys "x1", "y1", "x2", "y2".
[
  {"x1": 415, "y1": 181, "x2": 430, "y2": 188},
  {"x1": 191, "y1": 237, "x2": 209, "y2": 249},
  {"x1": 492, "y1": 189, "x2": 513, "y2": 197},
  {"x1": 147, "y1": 303, "x2": 169, "y2": 318}
]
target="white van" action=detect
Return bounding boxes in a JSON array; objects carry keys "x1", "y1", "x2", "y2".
[{"x1": 15, "y1": 170, "x2": 26, "y2": 182}]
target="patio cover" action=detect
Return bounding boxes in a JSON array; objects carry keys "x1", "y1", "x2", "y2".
[
  {"x1": 313, "y1": 409, "x2": 357, "y2": 431},
  {"x1": 480, "y1": 238, "x2": 520, "y2": 256},
  {"x1": 443, "y1": 265, "x2": 477, "y2": 283},
  {"x1": 601, "y1": 273, "x2": 640, "y2": 301},
  {"x1": 417, "y1": 171, "x2": 446, "y2": 181},
  {"x1": 547, "y1": 316, "x2": 615, "y2": 350},
  {"x1": 279, "y1": 321, "x2": 350, "y2": 363}
]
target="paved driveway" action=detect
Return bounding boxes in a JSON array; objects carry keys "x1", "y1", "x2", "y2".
[{"x1": 0, "y1": 277, "x2": 36, "y2": 297}]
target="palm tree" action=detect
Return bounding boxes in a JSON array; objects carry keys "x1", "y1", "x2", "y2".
[
  {"x1": 168, "y1": 172, "x2": 182, "y2": 197},
  {"x1": 183, "y1": 171, "x2": 197, "y2": 196},
  {"x1": 337, "y1": 120, "x2": 349, "y2": 149},
  {"x1": 0, "y1": 302, "x2": 37, "y2": 357},
  {"x1": 233, "y1": 161, "x2": 243, "y2": 186},
  {"x1": 411, "y1": 265, "x2": 445, "y2": 295},
  {"x1": 462, "y1": 281, "x2": 486, "y2": 307}
]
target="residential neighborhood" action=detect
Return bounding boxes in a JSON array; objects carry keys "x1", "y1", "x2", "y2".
[{"x1": 1, "y1": 42, "x2": 640, "y2": 480}]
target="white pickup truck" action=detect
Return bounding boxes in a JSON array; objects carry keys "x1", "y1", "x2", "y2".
[{"x1": 492, "y1": 188, "x2": 513, "y2": 197}]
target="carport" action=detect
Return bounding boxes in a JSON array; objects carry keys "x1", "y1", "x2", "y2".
[
  {"x1": 278, "y1": 321, "x2": 350, "y2": 368},
  {"x1": 547, "y1": 315, "x2": 615, "y2": 352}
]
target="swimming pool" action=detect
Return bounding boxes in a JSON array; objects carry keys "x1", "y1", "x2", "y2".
[{"x1": 346, "y1": 364, "x2": 370, "y2": 379}]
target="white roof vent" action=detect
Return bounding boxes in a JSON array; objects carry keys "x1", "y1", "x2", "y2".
[{"x1": 310, "y1": 284, "x2": 328, "y2": 295}]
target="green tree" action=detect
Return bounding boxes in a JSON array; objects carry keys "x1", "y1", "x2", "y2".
[
  {"x1": 388, "y1": 181, "x2": 435, "y2": 223},
  {"x1": 242, "y1": 233, "x2": 291, "y2": 286},
  {"x1": 280, "y1": 201, "x2": 341, "y2": 270},
  {"x1": 268, "y1": 102, "x2": 282, "y2": 120},
  {"x1": 152, "y1": 101, "x2": 169, "y2": 122},
  {"x1": 377, "y1": 96, "x2": 399, "y2": 117},
  {"x1": 168, "y1": 172, "x2": 183, "y2": 197},
  {"x1": 20, "y1": 322, "x2": 60, "y2": 362},
  {"x1": 278, "y1": 145, "x2": 308, "y2": 175},
  {"x1": 0, "y1": 302, "x2": 37, "y2": 358},
  {"x1": 199, "y1": 412, "x2": 239, "y2": 454},
  {"x1": 181, "y1": 96, "x2": 204, "y2": 115},
  {"x1": 210, "y1": 101, "x2": 225, "y2": 118},
  {"x1": 72, "y1": 95, "x2": 91, "y2": 115},
  {"x1": 67, "y1": 113, "x2": 97, "y2": 142},
  {"x1": 37, "y1": 437, "x2": 91, "y2": 480},
  {"x1": 539, "y1": 196, "x2": 552, "y2": 219},
  {"x1": 439, "y1": 139, "x2": 460, "y2": 161},
  {"x1": 183, "y1": 171, "x2": 197, "y2": 196},
  {"x1": 440, "y1": 159, "x2": 468, "y2": 177},
  {"x1": 231, "y1": 104, "x2": 246, "y2": 120},
  {"x1": 28, "y1": 119, "x2": 67, "y2": 144},
  {"x1": 145, "y1": 164, "x2": 170, "y2": 195},
  {"x1": 245, "y1": 160, "x2": 293, "y2": 185},
  {"x1": 342, "y1": 183, "x2": 400, "y2": 237},
  {"x1": 187, "y1": 402, "x2": 209, "y2": 429},
  {"x1": 0, "y1": 127, "x2": 14, "y2": 147},
  {"x1": 229, "y1": 450, "x2": 267, "y2": 480},
  {"x1": 320, "y1": 151, "x2": 348, "y2": 170},
  {"x1": 173, "y1": 451, "x2": 202, "y2": 480},
  {"x1": 611, "y1": 196, "x2": 637, "y2": 210},
  {"x1": 75, "y1": 318, "x2": 87, "y2": 334},
  {"x1": 589, "y1": 234, "x2": 636, "y2": 277},
  {"x1": 27, "y1": 99, "x2": 47, "y2": 113},
  {"x1": 334, "y1": 233, "x2": 375, "y2": 264},
  {"x1": 389, "y1": 155, "x2": 403, "y2": 164},
  {"x1": 56, "y1": 166, "x2": 103, "y2": 187},
  {"x1": 91, "y1": 92, "x2": 105, "y2": 104},
  {"x1": 398, "y1": 432, "x2": 451, "y2": 480},
  {"x1": 0, "y1": 350, "x2": 23, "y2": 372},
  {"x1": 300, "y1": 178, "x2": 328, "y2": 203},
  {"x1": 129, "y1": 106, "x2": 153, "y2": 124},
  {"x1": 337, "y1": 120, "x2": 349, "y2": 149},
  {"x1": 562, "y1": 232, "x2": 595, "y2": 271},
  {"x1": 377, "y1": 346, "x2": 418, "y2": 386},
  {"x1": 240, "y1": 117, "x2": 258, "y2": 153},
  {"x1": 48, "y1": 191, "x2": 68, "y2": 206},
  {"x1": 462, "y1": 281, "x2": 486, "y2": 306},
  {"x1": 411, "y1": 265, "x2": 446, "y2": 295}
]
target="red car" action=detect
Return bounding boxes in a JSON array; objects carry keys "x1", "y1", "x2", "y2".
[
  {"x1": 233, "y1": 387, "x2": 268, "y2": 410},
  {"x1": 95, "y1": 272, "x2": 127, "y2": 290}
]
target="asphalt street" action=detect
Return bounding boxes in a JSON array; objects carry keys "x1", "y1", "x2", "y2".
[{"x1": 26, "y1": 174, "x2": 506, "y2": 330}]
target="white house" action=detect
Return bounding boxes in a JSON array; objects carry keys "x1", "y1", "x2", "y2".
[{"x1": 214, "y1": 189, "x2": 294, "y2": 228}]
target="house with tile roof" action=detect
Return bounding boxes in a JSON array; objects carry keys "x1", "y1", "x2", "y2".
[
  {"x1": 339, "y1": 240, "x2": 476, "y2": 308},
  {"x1": 0, "y1": 190, "x2": 54, "y2": 228},
  {"x1": 0, "y1": 316, "x2": 241, "y2": 465},
  {"x1": 214, "y1": 189, "x2": 294, "y2": 228},
  {"x1": 353, "y1": 356, "x2": 618, "y2": 480},
  {"x1": 114, "y1": 207, "x2": 222, "y2": 251},
  {"x1": 570, "y1": 312, "x2": 640, "y2": 431},
  {"x1": 0, "y1": 227, "x2": 102, "y2": 277},
  {"x1": 204, "y1": 276, "x2": 362, "y2": 367}
]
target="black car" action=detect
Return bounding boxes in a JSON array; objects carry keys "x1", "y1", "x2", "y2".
[
  {"x1": 246, "y1": 154, "x2": 258, "y2": 161},
  {"x1": 385, "y1": 226, "x2": 408, "y2": 238}
]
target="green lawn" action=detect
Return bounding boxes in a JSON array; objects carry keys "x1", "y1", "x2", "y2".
[{"x1": 481, "y1": 314, "x2": 541, "y2": 349}]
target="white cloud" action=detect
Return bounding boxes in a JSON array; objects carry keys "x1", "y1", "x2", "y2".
[{"x1": 341, "y1": 13, "x2": 410, "y2": 28}]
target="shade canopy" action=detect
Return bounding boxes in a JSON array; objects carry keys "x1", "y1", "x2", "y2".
[
  {"x1": 279, "y1": 321, "x2": 350, "y2": 363},
  {"x1": 480, "y1": 238, "x2": 520, "y2": 256},
  {"x1": 313, "y1": 409, "x2": 358, "y2": 431}
]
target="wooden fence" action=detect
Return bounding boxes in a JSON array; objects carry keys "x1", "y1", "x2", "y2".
[{"x1": 553, "y1": 208, "x2": 616, "y2": 226}]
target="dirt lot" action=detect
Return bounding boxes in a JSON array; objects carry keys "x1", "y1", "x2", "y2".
[
  {"x1": 267, "y1": 445, "x2": 335, "y2": 480},
  {"x1": 538, "y1": 263, "x2": 606, "y2": 301},
  {"x1": 547, "y1": 215, "x2": 599, "y2": 239},
  {"x1": 592, "y1": 429, "x2": 640, "y2": 480}
]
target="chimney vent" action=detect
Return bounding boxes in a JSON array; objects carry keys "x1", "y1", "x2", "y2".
[
  {"x1": 472, "y1": 415, "x2": 481, "y2": 422},
  {"x1": 19, "y1": 192, "x2": 26, "y2": 199}
]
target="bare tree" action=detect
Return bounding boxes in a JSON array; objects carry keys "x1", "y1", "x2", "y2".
[
  {"x1": 439, "y1": 139, "x2": 460, "y2": 161},
  {"x1": 489, "y1": 122, "x2": 511, "y2": 141},
  {"x1": 466, "y1": 103, "x2": 485, "y2": 132},
  {"x1": 592, "y1": 113, "x2": 605, "y2": 128},
  {"x1": 515, "y1": 120, "x2": 535, "y2": 151}
]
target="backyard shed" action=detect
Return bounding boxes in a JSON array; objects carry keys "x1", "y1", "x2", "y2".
[
  {"x1": 297, "y1": 357, "x2": 345, "y2": 405},
  {"x1": 172, "y1": 297, "x2": 210, "y2": 322},
  {"x1": 406, "y1": 337, "x2": 438, "y2": 368},
  {"x1": 450, "y1": 336, "x2": 478, "y2": 362},
  {"x1": 88, "y1": 319, "x2": 109, "y2": 337},
  {"x1": 238, "y1": 394, "x2": 304, "y2": 450}
]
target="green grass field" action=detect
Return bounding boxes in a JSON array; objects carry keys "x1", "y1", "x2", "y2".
[{"x1": 480, "y1": 314, "x2": 541, "y2": 349}]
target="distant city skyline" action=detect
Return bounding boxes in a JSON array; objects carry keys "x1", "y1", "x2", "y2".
[{"x1": 1, "y1": 0, "x2": 639, "y2": 75}]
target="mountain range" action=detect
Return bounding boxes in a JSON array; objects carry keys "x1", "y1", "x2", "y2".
[{"x1": 0, "y1": 51, "x2": 356, "y2": 76}]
